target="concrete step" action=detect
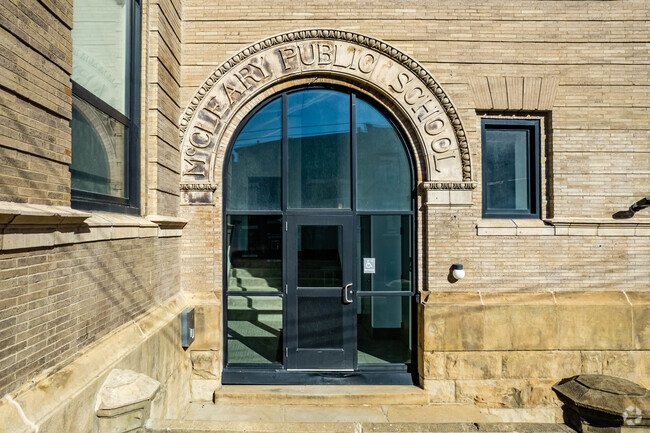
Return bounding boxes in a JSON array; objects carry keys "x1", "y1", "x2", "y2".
[
  {"x1": 146, "y1": 420, "x2": 575, "y2": 433},
  {"x1": 212, "y1": 385, "x2": 430, "y2": 406}
]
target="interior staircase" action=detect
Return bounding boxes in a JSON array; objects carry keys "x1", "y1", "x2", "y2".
[{"x1": 229, "y1": 259, "x2": 283, "y2": 292}]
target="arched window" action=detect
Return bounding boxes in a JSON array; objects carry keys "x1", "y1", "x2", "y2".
[{"x1": 223, "y1": 87, "x2": 415, "y2": 384}]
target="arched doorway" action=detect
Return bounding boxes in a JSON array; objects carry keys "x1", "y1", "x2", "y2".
[{"x1": 223, "y1": 86, "x2": 415, "y2": 384}]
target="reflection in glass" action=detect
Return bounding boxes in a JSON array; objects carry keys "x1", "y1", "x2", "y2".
[
  {"x1": 356, "y1": 98, "x2": 411, "y2": 211},
  {"x1": 298, "y1": 297, "x2": 343, "y2": 349},
  {"x1": 298, "y1": 225, "x2": 342, "y2": 287},
  {"x1": 70, "y1": 96, "x2": 126, "y2": 197},
  {"x1": 358, "y1": 216, "x2": 411, "y2": 291},
  {"x1": 227, "y1": 296, "x2": 282, "y2": 364},
  {"x1": 227, "y1": 215, "x2": 282, "y2": 292},
  {"x1": 484, "y1": 128, "x2": 531, "y2": 211},
  {"x1": 288, "y1": 90, "x2": 351, "y2": 209},
  {"x1": 227, "y1": 98, "x2": 282, "y2": 211},
  {"x1": 357, "y1": 296, "x2": 411, "y2": 364},
  {"x1": 72, "y1": 0, "x2": 128, "y2": 114}
]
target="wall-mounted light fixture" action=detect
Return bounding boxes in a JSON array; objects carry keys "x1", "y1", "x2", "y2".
[
  {"x1": 630, "y1": 197, "x2": 650, "y2": 214},
  {"x1": 451, "y1": 264, "x2": 465, "y2": 280},
  {"x1": 613, "y1": 196, "x2": 649, "y2": 219}
]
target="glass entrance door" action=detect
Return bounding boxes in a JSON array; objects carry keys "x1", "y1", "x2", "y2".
[
  {"x1": 223, "y1": 86, "x2": 416, "y2": 384},
  {"x1": 286, "y1": 215, "x2": 355, "y2": 370}
]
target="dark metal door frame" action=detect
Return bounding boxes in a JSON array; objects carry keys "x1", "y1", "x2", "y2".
[
  {"x1": 222, "y1": 86, "x2": 418, "y2": 384},
  {"x1": 285, "y1": 214, "x2": 356, "y2": 371}
]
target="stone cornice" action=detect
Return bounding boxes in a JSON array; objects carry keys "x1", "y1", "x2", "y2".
[
  {"x1": 421, "y1": 181, "x2": 477, "y2": 190},
  {"x1": 179, "y1": 183, "x2": 217, "y2": 191}
]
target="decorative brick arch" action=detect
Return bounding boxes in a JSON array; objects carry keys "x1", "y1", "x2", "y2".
[{"x1": 179, "y1": 29, "x2": 474, "y2": 202}]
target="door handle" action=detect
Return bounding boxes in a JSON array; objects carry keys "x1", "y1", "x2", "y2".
[{"x1": 343, "y1": 283, "x2": 353, "y2": 304}]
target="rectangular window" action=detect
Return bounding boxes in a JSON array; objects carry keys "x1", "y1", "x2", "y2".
[
  {"x1": 70, "y1": 0, "x2": 141, "y2": 213},
  {"x1": 481, "y1": 119, "x2": 540, "y2": 218}
]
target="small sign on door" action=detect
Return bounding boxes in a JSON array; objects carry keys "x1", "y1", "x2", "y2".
[{"x1": 363, "y1": 258, "x2": 375, "y2": 274}]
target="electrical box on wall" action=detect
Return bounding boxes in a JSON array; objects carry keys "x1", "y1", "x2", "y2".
[{"x1": 181, "y1": 307, "x2": 195, "y2": 349}]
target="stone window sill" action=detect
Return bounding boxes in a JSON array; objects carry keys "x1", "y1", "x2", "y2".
[
  {"x1": 477, "y1": 218, "x2": 650, "y2": 237},
  {"x1": 0, "y1": 201, "x2": 188, "y2": 251}
]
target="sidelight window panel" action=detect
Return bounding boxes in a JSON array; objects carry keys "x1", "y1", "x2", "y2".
[
  {"x1": 357, "y1": 215, "x2": 411, "y2": 292},
  {"x1": 227, "y1": 295, "x2": 283, "y2": 364},
  {"x1": 357, "y1": 295, "x2": 412, "y2": 364},
  {"x1": 227, "y1": 215, "x2": 283, "y2": 293}
]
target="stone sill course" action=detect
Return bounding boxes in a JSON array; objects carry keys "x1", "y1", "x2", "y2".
[
  {"x1": 0, "y1": 201, "x2": 188, "y2": 251},
  {"x1": 477, "y1": 218, "x2": 650, "y2": 236}
]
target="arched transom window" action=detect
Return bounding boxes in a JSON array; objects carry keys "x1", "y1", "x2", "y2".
[{"x1": 223, "y1": 87, "x2": 415, "y2": 384}]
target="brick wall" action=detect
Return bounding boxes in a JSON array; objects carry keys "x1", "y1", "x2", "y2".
[
  {"x1": 426, "y1": 207, "x2": 650, "y2": 292},
  {"x1": 0, "y1": 0, "x2": 73, "y2": 205},
  {"x1": 180, "y1": 0, "x2": 650, "y2": 220},
  {"x1": 144, "y1": 0, "x2": 183, "y2": 216},
  {"x1": 0, "y1": 236, "x2": 181, "y2": 397},
  {"x1": 179, "y1": 0, "x2": 649, "y2": 295},
  {"x1": 0, "y1": 0, "x2": 186, "y2": 400}
]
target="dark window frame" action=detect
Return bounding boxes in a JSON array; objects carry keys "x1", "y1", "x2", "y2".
[
  {"x1": 221, "y1": 85, "x2": 418, "y2": 383},
  {"x1": 481, "y1": 118, "x2": 540, "y2": 219},
  {"x1": 70, "y1": 0, "x2": 141, "y2": 214}
]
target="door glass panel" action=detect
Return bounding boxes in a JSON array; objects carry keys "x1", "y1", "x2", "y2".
[
  {"x1": 288, "y1": 90, "x2": 351, "y2": 209},
  {"x1": 298, "y1": 225, "x2": 342, "y2": 287},
  {"x1": 227, "y1": 215, "x2": 282, "y2": 292},
  {"x1": 226, "y1": 98, "x2": 282, "y2": 211},
  {"x1": 227, "y1": 295, "x2": 283, "y2": 364},
  {"x1": 357, "y1": 296, "x2": 411, "y2": 364},
  {"x1": 357, "y1": 215, "x2": 411, "y2": 291},
  {"x1": 298, "y1": 297, "x2": 344, "y2": 349},
  {"x1": 484, "y1": 128, "x2": 531, "y2": 211},
  {"x1": 356, "y1": 98, "x2": 411, "y2": 210}
]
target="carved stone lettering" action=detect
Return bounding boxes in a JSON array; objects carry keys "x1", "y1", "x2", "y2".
[
  {"x1": 333, "y1": 44, "x2": 356, "y2": 69},
  {"x1": 184, "y1": 157, "x2": 207, "y2": 176},
  {"x1": 222, "y1": 78, "x2": 246, "y2": 105},
  {"x1": 318, "y1": 43, "x2": 334, "y2": 65},
  {"x1": 404, "y1": 87, "x2": 428, "y2": 106},
  {"x1": 277, "y1": 46, "x2": 298, "y2": 72},
  {"x1": 424, "y1": 118, "x2": 445, "y2": 135},
  {"x1": 357, "y1": 52, "x2": 378, "y2": 74},
  {"x1": 388, "y1": 72, "x2": 412, "y2": 93},
  {"x1": 179, "y1": 30, "x2": 471, "y2": 202},
  {"x1": 298, "y1": 43, "x2": 316, "y2": 65},
  {"x1": 196, "y1": 107, "x2": 220, "y2": 131},
  {"x1": 432, "y1": 138, "x2": 453, "y2": 154},
  {"x1": 189, "y1": 128, "x2": 212, "y2": 148}
]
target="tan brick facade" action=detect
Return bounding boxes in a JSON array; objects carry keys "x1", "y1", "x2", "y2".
[{"x1": 0, "y1": 0, "x2": 649, "y2": 427}]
